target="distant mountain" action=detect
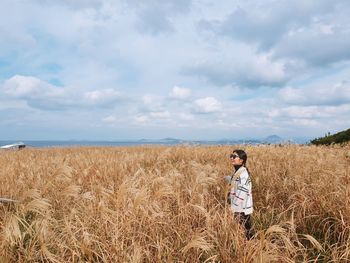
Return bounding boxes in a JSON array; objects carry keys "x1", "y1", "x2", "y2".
[
  {"x1": 160, "y1": 138, "x2": 182, "y2": 142},
  {"x1": 310, "y1": 128, "x2": 350, "y2": 145},
  {"x1": 137, "y1": 138, "x2": 184, "y2": 144},
  {"x1": 215, "y1": 139, "x2": 261, "y2": 145},
  {"x1": 136, "y1": 135, "x2": 311, "y2": 145},
  {"x1": 262, "y1": 135, "x2": 284, "y2": 144}
]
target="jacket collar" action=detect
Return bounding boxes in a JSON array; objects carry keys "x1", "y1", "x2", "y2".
[{"x1": 234, "y1": 166, "x2": 247, "y2": 177}]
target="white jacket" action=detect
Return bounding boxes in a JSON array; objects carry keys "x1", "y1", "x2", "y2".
[{"x1": 229, "y1": 166, "x2": 253, "y2": 215}]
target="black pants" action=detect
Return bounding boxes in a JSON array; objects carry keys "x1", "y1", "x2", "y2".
[{"x1": 234, "y1": 213, "x2": 254, "y2": 239}]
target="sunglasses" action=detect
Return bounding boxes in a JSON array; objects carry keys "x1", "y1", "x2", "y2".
[{"x1": 230, "y1": 154, "x2": 240, "y2": 159}]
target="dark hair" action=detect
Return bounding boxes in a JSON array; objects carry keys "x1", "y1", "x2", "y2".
[{"x1": 233, "y1": 149, "x2": 247, "y2": 166}]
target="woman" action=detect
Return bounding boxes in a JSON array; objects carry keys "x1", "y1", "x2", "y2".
[{"x1": 226, "y1": 149, "x2": 254, "y2": 239}]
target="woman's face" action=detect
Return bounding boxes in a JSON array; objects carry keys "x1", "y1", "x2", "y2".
[{"x1": 230, "y1": 152, "x2": 244, "y2": 166}]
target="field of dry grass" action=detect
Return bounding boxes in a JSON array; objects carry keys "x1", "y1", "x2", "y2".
[{"x1": 0, "y1": 144, "x2": 350, "y2": 262}]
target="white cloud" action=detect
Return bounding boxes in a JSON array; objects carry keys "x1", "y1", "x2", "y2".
[
  {"x1": 169, "y1": 86, "x2": 191, "y2": 100},
  {"x1": 141, "y1": 95, "x2": 165, "y2": 112},
  {"x1": 84, "y1": 89, "x2": 121, "y2": 106},
  {"x1": 199, "y1": 0, "x2": 350, "y2": 68},
  {"x1": 150, "y1": 111, "x2": 170, "y2": 118},
  {"x1": 203, "y1": 0, "x2": 343, "y2": 49},
  {"x1": 1, "y1": 75, "x2": 124, "y2": 110},
  {"x1": 2, "y1": 75, "x2": 73, "y2": 110},
  {"x1": 129, "y1": 0, "x2": 192, "y2": 35},
  {"x1": 320, "y1": 24, "x2": 334, "y2": 35},
  {"x1": 134, "y1": 115, "x2": 149, "y2": 124},
  {"x1": 193, "y1": 97, "x2": 222, "y2": 113},
  {"x1": 177, "y1": 112, "x2": 194, "y2": 121},
  {"x1": 102, "y1": 115, "x2": 116, "y2": 123},
  {"x1": 283, "y1": 106, "x2": 329, "y2": 118},
  {"x1": 264, "y1": 103, "x2": 350, "y2": 125},
  {"x1": 279, "y1": 80, "x2": 350, "y2": 105},
  {"x1": 274, "y1": 22, "x2": 350, "y2": 65},
  {"x1": 183, "y1": 44, "x2": 289, "y2": 88},
  {"x1": 3, "y1": 75, "x2": 63, "y2": 98},
  {"x1": 324, "y1": 104, "x2": 350, "y2": 114},
  {"x1": 291, "y1": 118, "x2": 319, "y2": 127}
]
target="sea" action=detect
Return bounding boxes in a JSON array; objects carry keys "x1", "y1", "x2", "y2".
[
  {"x1": 0, "y1": 137, "x2": 310, "y2": 148},
  {"x1": 0, "y1": 140, "x2": 184, "y2": 148}
]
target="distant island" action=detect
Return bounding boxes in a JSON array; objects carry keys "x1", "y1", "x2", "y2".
[{"x1": 136, "y1": 135, "x2": 310, "y2": 145}]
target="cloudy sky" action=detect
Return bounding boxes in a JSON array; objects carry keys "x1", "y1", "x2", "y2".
[{"x1": 1, "y1": 0, "x2": 350, "y2": 140}]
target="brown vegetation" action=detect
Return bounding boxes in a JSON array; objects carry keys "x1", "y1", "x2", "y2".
[{"x1": 1, "y1": 145, "x2": 350, "y2": 262}]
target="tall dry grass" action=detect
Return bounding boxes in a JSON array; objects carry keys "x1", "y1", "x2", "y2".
[{"x1": 0, "y1": 144, "x2": 349, "y2": 262}]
